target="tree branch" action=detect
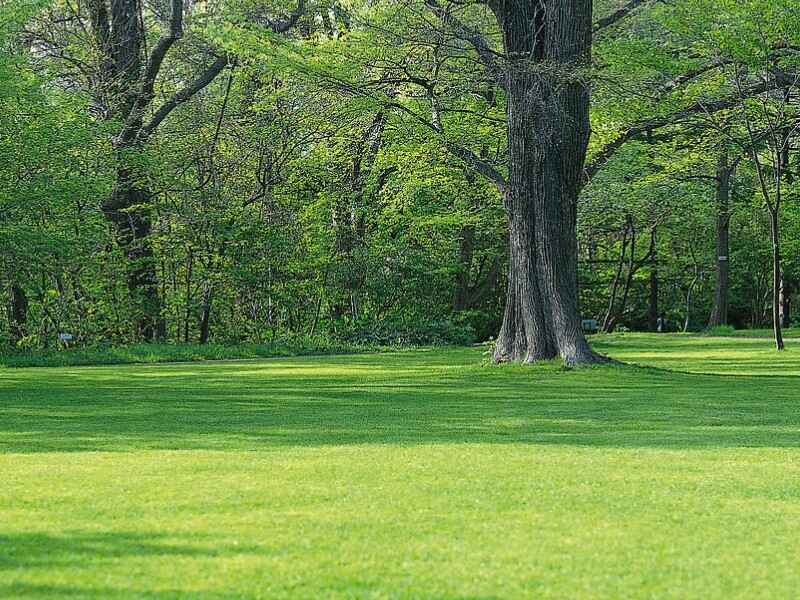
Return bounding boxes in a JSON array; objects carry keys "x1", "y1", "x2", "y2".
[
  {"x1": 138, "y1": 55, "x2": 230, "y2": 142},
  {"x1": 655, "y1": 58, "x2": 732, "y2": 96},
  {"x1": 594, "y1": 0, "x2": 656, "y2": 33},
  {"x1": 117, "y1": 0, "x2": 183, "y2": 143},
  {"x1": 423, "y1": 0, "x2": 505, "y2": 88},
  {"x1": 585, "y1": 72, "x2": 795, "y2": 181},
  {"x1": 138, "y1": 0, "x2": 183, "y2": 101},
  {"x1": 446, "y1": 143, "x2": 506, "y2": 194},
  {"x1": 258, "y1": 0, "x2": 305, "y2": 33}
]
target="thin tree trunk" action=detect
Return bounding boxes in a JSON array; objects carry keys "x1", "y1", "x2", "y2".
[
  {"x1": 780, "y1": 278, "x2": 791, "y2": 329},
  {"x1": 708, "y1": 153, "x2": 732, "y2": 327},
  {"x1": 453, "y1": 225, "x2": 475, "y2": 312},
  {"x1": 770, "y1": 209, "x2": 785, "y2": 350},
  {"x1": 602, "y1": 221, "x2": 629, "y2": 333},
  {"x1": 184, "y1": 248, "x2": 194, "y2": 343},
  {"x1": 198, "y1": 282, "x2": 212, "y2": 344},
  {"x1": 615, "y1": 218, "x2": 637, "y2": 329},
  {"x1": 684, "y1": 273, "x2": 698, "y2": 332},
  {"x1": 649, "y1": 229, "x2": 658, "y2": 331}
]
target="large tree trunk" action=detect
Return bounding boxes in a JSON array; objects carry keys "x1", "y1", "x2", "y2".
[
  {"x1": 102, "y1": 165, "x2": 165, "y2": 341},
  {"x1": 95, "y1": 0, "x2": 165, "y2": 341},
  {"x1": 492, "y1": 0, "x2": 604, "y2": 365},
  {"x1": 494, "y1": 206, "x2": 556, "y2": 362},
  {"x1": 708, "y1": 153, "x2": 732, "y2": 328}
]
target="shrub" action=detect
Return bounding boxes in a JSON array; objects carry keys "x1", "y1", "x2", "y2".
[
  {"x1": 705, "y1": 325, "x2": 736, "y2": 336},
  {"x1": 336, "y1": 317, "x2": 476, "y2": 346}
]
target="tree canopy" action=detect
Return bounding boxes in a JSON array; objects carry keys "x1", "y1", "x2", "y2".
[{"x1": 2, "y1": 0, "x2": 800, "y2": 357}]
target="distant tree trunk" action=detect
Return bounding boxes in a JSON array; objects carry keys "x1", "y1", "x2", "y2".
[
  {"x1": 684, "y1": 272, "x2": 699, "y2": 332},
  {"x1": 770, "y1": 209, "x2": 785, "y2": 350},
  {"x1": 734, "y1": 65, "x2": 789, "y2": 350},
  {"x1": 649, "y1": 229, "x2": 658, "y2": 331},
  {"x1": 87, "y1": 0, "x2": 244, "y2": 341},
  {"x1": 9, "y1": 283, "x2": 28, "y2": 343},
  {"x1": 779, "y1": 278, "x2": 791, "y2": 329},
  {"x1": 708, "y1": 152, "x2": 732, "y2": 328},
  {"x1": 102, "y1": 165, "x2": 165, "y2": 341},
  {"x1": 184, "y1": 248, "x2": 194, "y2": 343},
  {"x1": 453, "y1": 225, "x2": 475, "y2": 313},
  {"x1": 615, "y1": 218, "x2": 638, "y2": 329},
  {"x1": 602, "y1": 220, "x2": 629, "y2": 333},
  {"x1": 198, "y1": 283, "x2": 212, "y2": 344},
  {"x1": 492, "y1": 0, "x2": 603, "y2": 365},
  {"x1": 602, "y1": 217, "x2": 655, "y2": 333}
]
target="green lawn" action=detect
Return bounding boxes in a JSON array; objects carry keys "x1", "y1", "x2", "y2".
[
  {"x1": 725, "y1": 326, "x2": 800, "y2": 338},
  {"x1": 2, "y1": 335, "x2": 799, "y2": 599}
]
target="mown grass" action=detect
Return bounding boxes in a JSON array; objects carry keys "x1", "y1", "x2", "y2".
[
  {"x1": 726, "y1": 326, "x2": 800, "y2": 338},
  {"x1": 1, "y1": 335, "x2": 799, "y2": 599},
  {"x1": 701, "y1": 325, "x2": 800, "y2": 339}
]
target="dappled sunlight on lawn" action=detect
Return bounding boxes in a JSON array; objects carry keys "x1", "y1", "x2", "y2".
[
  {"x1": 2, "y1": 337, "x2": 800, "y2": 599},
  {"x1": 1, "y1": 338, "x2": 799, "y2": 453}
]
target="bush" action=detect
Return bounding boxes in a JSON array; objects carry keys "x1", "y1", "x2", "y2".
[
  {"x1": 0, "y1": 320, "x2": 476, "y2": 369},
  {"x1": 705, "y1": 325, "x2": 736, "y2": 336},
  {"x1": 0, "y1": 339, "x2": 375, "y2": 369},
  {"x1": 336, "y1": 317, "x2": 476, "y2": 346}
]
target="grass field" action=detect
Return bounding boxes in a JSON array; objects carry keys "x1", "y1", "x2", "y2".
[{"x1": 2, "y1": 334, "x2": 799, "y2": 599}]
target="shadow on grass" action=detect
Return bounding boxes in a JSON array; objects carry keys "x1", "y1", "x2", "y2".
[
  {"x1": 0, "y1": 583, "x2": 500, "y2": 600},
  {"x1": 0, "y1": 585, "x2": 234, "y2": 600},
  {"x1": 0, "y1": 530, "x2": 502, "y2": 600},
  {"x1": 0, "y1": 531, "x2": 247, "y2": 570},
  {"x1": 0, "y1": 532, "x2": 261, "y2": 598},
  {"x1": 1, "y1": 349, "x2": 798, "y2": 453}
]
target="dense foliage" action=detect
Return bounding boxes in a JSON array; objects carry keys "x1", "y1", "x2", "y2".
[{"x1": 2, "y1": 0, "x2": 799, "y2": 351}]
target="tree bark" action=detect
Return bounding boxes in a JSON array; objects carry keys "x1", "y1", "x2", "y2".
[
  {"x1": 492, "y1": 0, "x2": 603, "y2": 365},
  {"x1": 102, "y1": 164, "x2": 165, "y2": 341},
  {"x1": 708, "y1": 153, "x2": 732, "y2": 328},
  {"x1": 494, "y1": 206, "x2": 556, "y2": 362}
]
